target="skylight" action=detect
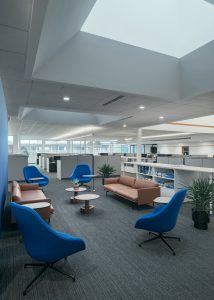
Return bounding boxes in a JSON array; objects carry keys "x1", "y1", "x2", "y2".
[{"x1": 81, "y1": 0, "x2": 214, "y2": 58}]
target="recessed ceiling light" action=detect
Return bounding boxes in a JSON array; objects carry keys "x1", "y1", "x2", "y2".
[
  {"x1": 63, "y1": 96, "x2": 70, "y2": 101},
  {"x1": 124, "y1": 138, "x2": 133, "y2": 141},
  {"x1": 159, "y1": 116, "x2": 164, "y2": 119},
  {"x1": 123, "y1": 124, "x2": 127, "y2": 127},
  {"x1": 139, "y1": 106, "x2": 145, "y2": 109}
]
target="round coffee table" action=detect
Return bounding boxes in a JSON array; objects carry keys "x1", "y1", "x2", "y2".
[
  {"x1": 153, "y1": 196, "x2": 171, "y2": 205},
  {"x1": 75, "y1": 193, "x2": 99, "y2": 214},
  {"x1": 65, "y1": 187, "x2": 87, "y2": 203}
]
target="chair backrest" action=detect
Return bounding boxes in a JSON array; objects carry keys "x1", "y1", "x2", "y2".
[
  {"x1": 23, "y1": 166, "x2": 43, "y2": 180},
  {"x1": 154, "y1": 188, "x2": 187, "y2": 232},
  {"x1": 10, "y1": 202, "x2": 84, "y2": 262},
  {"x1": 70, "y1": 164, "x2": 91, "y2": 179}
]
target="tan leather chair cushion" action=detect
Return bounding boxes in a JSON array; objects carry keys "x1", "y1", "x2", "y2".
[
  {"x1": 21, "y1": 190, "x2": 47, "y2": 201},
  {"x1": 118, "y1": 175, "x2": 135, "y2": 187},
  {"x1": 134, "y1": 179, "x2": 159, "y2": 189}
]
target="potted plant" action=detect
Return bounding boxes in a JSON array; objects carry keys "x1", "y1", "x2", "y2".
[
  {"x1": 186, "y1": 178, "x2": 214, "y2": 230},
  {"x1": 98, "y1": 164, "x2": 116, "y2": 185},
  {"x1": 72, "y1": 179, "x2": 80, "y2": 190}
]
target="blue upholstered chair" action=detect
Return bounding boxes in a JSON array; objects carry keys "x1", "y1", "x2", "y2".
[
  {"x1": 23, "y1": 165, "x2": 49, "y2": 187},
  {"x1": 10, "y1": 202, "x2": 86, "y2": 296},
  {"x1": 70, "y1": 164, "x2": 92, "y2": 185},
  {"x1": 135, "y1": 188, "x2": 187, "y2": 255}
]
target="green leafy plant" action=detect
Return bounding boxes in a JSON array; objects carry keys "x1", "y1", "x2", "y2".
[
  {"x1": 98, "y1": 164, "x2": 116, "y2": 178},
  {"x1": 71, "y1": 179, "x2": 79, "y2": 186},
  {"x1": 186, "y1": 178, "x2": 214, "y2": 212}
]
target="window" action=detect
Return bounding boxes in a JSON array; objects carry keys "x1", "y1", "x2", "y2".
[
  {"x1": 45, "y1": 140, "x2": 67, "y2": 153},
  {"x1": 20, "y1": 139, "x2": 42, "y2": 155}
]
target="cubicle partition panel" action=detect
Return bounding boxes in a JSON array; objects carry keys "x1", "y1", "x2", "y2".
[
  {"x1": 77, "y1": 155, "x2": 93, "y2": 171},
  {"x1": 57, "y1": 155, "x2": 121, "y2": 180},
  {"x1": 0, "y1": 82, "x2": 8, "y2": 232}
]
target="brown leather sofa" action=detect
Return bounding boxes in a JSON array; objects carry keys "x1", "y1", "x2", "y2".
[
  {"x1": 11, "y1": 181, "x2": 54, "y2": 221},
  {"x1": 104, "y1": 175, "x2": 160, "y2": 206}
]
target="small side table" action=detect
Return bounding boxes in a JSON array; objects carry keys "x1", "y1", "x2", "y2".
[
  {"x1": 153, "y1": 196, "x2": 171, "y2": 205},
  {"x1": 65, "y1": 187, "x2": 87, "y2": 203},
  {"x1": 22, "y1": 202, "x2": 52, "y2": 221},
  {"x1": 75, "y1": 194, "x2": 99, "y2": 214}
]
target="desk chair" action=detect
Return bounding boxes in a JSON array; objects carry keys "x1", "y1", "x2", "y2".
[
  {"x1": 10, "y1": 202, "x2": 86, "y2": 296},
  {"x1": 135, "y1": 189, "x2": 187, "y2": 255}
]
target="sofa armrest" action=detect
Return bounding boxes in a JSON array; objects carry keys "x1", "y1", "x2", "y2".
[
  {"x1": 137, "y1": 186, "x2": 160, "y2": 205},
  {"x1": 16, "y1": 198, "x2": 51, "y2": 205},
  {"x1": 20, "y1": 183, "x2": 39, "y2": 191},
  {"x1": 104, "y1": 177, "x2": 119, "y2": 185}
]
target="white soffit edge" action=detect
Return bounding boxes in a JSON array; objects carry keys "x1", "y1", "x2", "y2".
[
  {"x1": 142, "y1": 115, "x2": 214, "y2": 134},
  {"x1": 81, "y1": 0, "x2": 214, "y2": 58}
]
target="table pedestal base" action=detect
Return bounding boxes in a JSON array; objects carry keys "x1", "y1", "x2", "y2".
[{"x1": 80, "y1": 200, "x2": 94, "y2": 214}]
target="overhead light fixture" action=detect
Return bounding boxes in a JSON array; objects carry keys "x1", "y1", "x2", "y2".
[
  {"x1": 139, "y1": 106, "x2": 145, "y2": 110},
  {"x1": 141, "y1": 132, "x2": 195, "y2": 140},
  {"x1": 159, "y1": 116, "x2": 164, "y2": 119},
  {"x1": 110, "y1": 139, "x2": 118, "y2": 142},
  {"x1": 52, "y1": 126, "x2": 100, "y2": 140},
  {"x1": 123, "y1": 124, "x2": 127, "y2": 127},
  {"x1": 124, "y1": 138, "x2": 133, "y2": 141},
  {"x1": 63, "y1": 96, "x2": 70, "y2": 101},
  {"x1": 70, "y1": 134, "x2": 94, "y2": 140}
]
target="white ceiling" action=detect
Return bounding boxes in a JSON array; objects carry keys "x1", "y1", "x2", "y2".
[
  {"x1": 81, "y1": 0, "x2": 214, "y2": 58},
  {"x1": 0, "y1": 0, "x2": 214, "y2": 143}
]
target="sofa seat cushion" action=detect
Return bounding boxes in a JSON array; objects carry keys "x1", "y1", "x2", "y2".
[
  {"x1": 104, "y1": 184, "x2": 138, "y2": 201},
  {"x1": 118, "y1": 189, "x2": 138, "y2": 201},
  {"x1": 118, "y1": 175, "x2": 135, "y2": 187},
  {"x1": 21, "y1": 190, "x2": 46, "y2": 202},
  {"x1": 104, "y1": 183, "x2": 133, "y2": 193}
]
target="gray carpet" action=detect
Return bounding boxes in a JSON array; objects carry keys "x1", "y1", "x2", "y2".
[{"x1": 1, "y1": 175, "x2": 214, "y2": 300}]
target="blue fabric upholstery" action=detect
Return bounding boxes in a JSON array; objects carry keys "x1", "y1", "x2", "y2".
[
  {"x1": 10, "y1": 202, "x2": 86, "y2": 263},
  {"x1": 70, "y1": 164, "x2": 92, "y2": 184},
  {"x1": 135, "y1": 189, "x2": 187, "y2": 233},
  {"x1": 23, "y1": 166, "x2": 49, "y2": 187}
]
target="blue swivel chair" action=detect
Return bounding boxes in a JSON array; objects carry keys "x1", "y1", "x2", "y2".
[
  {"x1": 70, "y1": 164, "x2": 92, "y2": 185},
  {"x1": 135, "y1": 188, "x2": 187, "y2": 255},
  {"x1": 10, "y1": 202, "x2": 86, "y2": 296},
  {"x1": 23, "y1": 165, "x2": 49, "y2": 187}
]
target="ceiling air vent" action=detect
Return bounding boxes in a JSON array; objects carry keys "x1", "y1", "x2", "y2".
[
  {"x1": 103, "y1": 95, "x2": 124, "y2": 106},
  {"x1": 118, "y1": 116, "x2": 133, "y2": 121}
]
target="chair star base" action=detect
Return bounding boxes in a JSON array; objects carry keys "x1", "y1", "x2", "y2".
[
  {"x1": 139, "y1": 232, "x2": 181, "y2": 256},
  {"x1": 23, "y1": 260, "x2": 75, "y2": 296}
]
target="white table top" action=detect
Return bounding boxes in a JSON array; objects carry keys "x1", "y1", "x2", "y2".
[
  {"x1": 82, "y1": 174, "x2": 98, "y2": 178},
  {"x1": 75, "y1": 194, "x2": 100, "y2": 201},
  {"x1": 153, "y1": 196, "x2": 171, "y2": 204},
  {"x1": 65, "y1": 187, "x2": 87, "y2": 192},
  {"x1": 29, "y1": 177, "x2": 44, "y2": 180},
  {"x1": 22, "y1": 202, "x2": 50, "y2": 209}
]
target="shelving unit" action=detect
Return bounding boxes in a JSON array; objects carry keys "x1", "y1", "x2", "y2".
[{"x1": 122, "y1": 161, "x2": 214, "y2": 197}]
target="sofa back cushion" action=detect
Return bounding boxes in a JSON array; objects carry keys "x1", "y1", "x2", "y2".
[
  {"x1": 12, "y1": 181, "x2": 22, "y2": 202},
  {"x1": 118, "y1": 175, "x2": 135, "y2": 187},
  {"x1": 134, "y1": 179, "x2": 159, "y2": 189}
]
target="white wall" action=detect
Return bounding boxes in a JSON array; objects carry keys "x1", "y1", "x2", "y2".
[{"x1": 158, "y1": 142, "x2": 214, "y2": 156}]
